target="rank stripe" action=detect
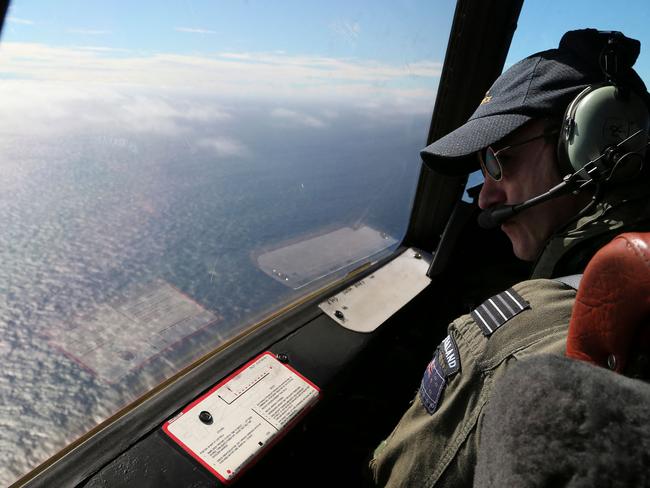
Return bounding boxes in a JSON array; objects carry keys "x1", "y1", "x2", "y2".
[
  {"x1": 495, "y1": 293, "x2": 515, "y2": 315},
  {"x1": 484, "y1": 299, "x2": 509, "y2": 325},
  {"x1": 488, "y1": 298, "x2": 508, "y2": 321},
  {"x1": 471, "y1": 308, "x2": 493, "y2": 334},
  {"x1": 505, "y1": 289, "x2": 526, "y2": 310},
  {"x1": 480, "y1": 303, "x2": 499, "y2": 328},
  {"x1": 471, "y1": 288, "x2": 530, "y2": 336}
]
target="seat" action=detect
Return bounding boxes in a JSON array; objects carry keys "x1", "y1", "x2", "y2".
[{"x1": 566, "y1": 232, "x2": 650, "y2": 374}]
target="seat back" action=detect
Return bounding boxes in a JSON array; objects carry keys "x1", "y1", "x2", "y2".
[{"x1": 566, "y1": 232, "x2": 650, "y2": 374}]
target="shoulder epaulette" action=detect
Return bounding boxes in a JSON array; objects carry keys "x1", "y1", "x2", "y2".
[{"x1": 470, "y1": 288, "x2": 530, "y2": 336}]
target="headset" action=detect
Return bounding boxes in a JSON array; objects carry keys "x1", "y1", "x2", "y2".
[{"x1": 478, "y1": 31, "x2": 650, "y2": 230}]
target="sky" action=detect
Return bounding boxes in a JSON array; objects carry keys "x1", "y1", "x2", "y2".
[
  {"x1": 508, "y1": 0, "x2": 650, "y2": 81},
  {"x1": 2, "y1": 1, "x2": 650, "y2": 108},
  {"x1": 0, "y1": 0, "x2": 457, "y2": 121},
  {"x1": 2, "y1": 0, "x2": 454, "y2": 63}
]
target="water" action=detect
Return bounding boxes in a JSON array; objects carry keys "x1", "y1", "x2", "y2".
[{"x1": 0, "y1": 94, "x2": 428, "y2": 484}]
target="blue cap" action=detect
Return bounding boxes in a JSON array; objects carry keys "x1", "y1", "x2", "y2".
[{"x1": 421, "y1": 29, "x2": 647, "y2": 174}]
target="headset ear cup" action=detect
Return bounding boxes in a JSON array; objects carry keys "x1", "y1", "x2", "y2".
[
  {"x1": 556, "y1": 86, "x2": 592, "y2": 177},
  {"x1": 558, "y1": 84, "x2": 650, "y2": 181},
  {"x1": 556, "y1": 114, "x2": 576, "y2": 177}
]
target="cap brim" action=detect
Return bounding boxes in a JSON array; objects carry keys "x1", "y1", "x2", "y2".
[{"x1": 421, "y1": 113, "x2": 532, "y2": 175}]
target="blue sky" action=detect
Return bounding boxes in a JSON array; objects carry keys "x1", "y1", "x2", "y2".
[
  {"x1": 508, "y1": 0, "x2": 650, "y2": 81},
  {"x1": 2, "y1": 0, "x2": 454, "y2": 63},
  {"x1": 4, "y1": 1, "x2": 650, "y2": 99},
  {"x1": 0, "y1": 0, "x2": 457, "y2": 129}
]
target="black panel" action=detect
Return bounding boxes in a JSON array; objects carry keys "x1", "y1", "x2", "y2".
[{"x1": 83, "y1": 431, "x2": 215, "y2": 488}]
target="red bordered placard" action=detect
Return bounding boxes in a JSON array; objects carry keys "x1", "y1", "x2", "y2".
[{"x1": 163, "y1": 351, "x2": 320, "y2": 483}]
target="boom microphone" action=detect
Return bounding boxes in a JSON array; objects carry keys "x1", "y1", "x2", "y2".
[
  {"x1": 477, "y1": 180, "x2": 574, "y2": 229},
  {"x1": 477, "y1": 205, "x2": 517, "y2": 229}
]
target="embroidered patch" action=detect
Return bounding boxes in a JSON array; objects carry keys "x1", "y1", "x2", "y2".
[
  {"x1": 470, "y1": 288, "x2": 530, "y2": 336},
  {"x1": 419, "y1": 354, "x2": 446, "y2": 414},
  {"x1": 439, "y1": 334, "x2": 460, "y2": 377}
]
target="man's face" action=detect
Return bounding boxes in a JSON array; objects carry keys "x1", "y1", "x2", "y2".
[{"x1": 477, "y1": 119, "x2": 587, "y2": 261}]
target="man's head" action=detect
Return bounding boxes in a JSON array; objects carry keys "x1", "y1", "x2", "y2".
[
  {"x1": 477, "y1": 118, "x2": 591, "y2": 260},
  {"x1": 421, "y1": 29, "x2": 649, "y2": 261}
]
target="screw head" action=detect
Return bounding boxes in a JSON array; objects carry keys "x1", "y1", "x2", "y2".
[
  {"x1": 607, "y1": 354, "x2": 617, "y2": 370},
  {"x1": 199, "y1": 411, "x2": 213, "y2": 425},
  {"x1": 334, "y1": 310, "x2": 344, "y2": 319},
  {"x1": 414, "y1": 253, "x2": 422, "y2": 259}
]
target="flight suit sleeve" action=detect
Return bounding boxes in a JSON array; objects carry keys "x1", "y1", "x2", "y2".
[{"x1": 369, "y1": 279, "x2": 575, "y2": 488}]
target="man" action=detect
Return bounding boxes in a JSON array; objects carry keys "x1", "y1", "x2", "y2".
[{"x1": 370, "y1": 29, "x2": 650, "y2": 487}]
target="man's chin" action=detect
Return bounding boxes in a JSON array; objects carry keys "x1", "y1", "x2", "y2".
[{"x1": 503, "y1": 224, "x2": 537, "y2": 262}]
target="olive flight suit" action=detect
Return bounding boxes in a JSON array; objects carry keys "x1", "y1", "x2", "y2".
[
  {"x1": 370, "y1": 188, "x2": 650, "y2": 487},
  {"x1": 370, "y1": 279, "x2": 575, "y2": 487}
]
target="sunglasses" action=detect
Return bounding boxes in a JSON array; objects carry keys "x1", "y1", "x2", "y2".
[{"x1": 478, "y1": 128, "x2": 559, "y2": 181}]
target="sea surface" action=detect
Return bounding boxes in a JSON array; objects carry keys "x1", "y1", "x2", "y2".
[{"x1": 0, "y1": 98, "x2": 428, "y2": 484}]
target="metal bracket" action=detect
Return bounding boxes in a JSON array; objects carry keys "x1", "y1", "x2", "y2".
[{"x1": 319, "y1": 248, "x2": 432, "y2": 333}]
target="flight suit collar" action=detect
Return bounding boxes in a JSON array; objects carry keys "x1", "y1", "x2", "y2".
[{"x1": 531, "y1": 186, "x2": 650, "y2": 279}]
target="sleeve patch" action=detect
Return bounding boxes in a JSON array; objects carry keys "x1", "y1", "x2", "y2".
[
  {"x1": 470, "y1": 288, "x2": 530, "y2": 336},
  {"x1": 419, "y1": 354, "x2": 446, "y2": 415},
  {"x1": 439, "y1": 334, "x2": 460, "y2": 377}
]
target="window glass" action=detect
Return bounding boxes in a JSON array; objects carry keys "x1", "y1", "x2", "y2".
[
  {"x1": 463, "y1": 169, "x2": 483, "y2": 203},
  {"x1": 0, "y1": 0, "x2": 454, "y2": 483}
]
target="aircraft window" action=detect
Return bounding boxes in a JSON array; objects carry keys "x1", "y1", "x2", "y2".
[
  {"x1": 463, "y1": 170, "x2": 484, "y2": 203},
  {"x1": 0, "y1": 0, "x2": 454, "y2": 483}
]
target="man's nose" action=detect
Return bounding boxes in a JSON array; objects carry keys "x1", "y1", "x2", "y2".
[{"x1": 478, "y1": 176, "x2": 507, "y2": 210}]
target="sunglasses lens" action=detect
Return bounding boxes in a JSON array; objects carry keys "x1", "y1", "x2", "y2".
[{"x1": 483, "y1": 147, "x2": 502, "y2": 180}]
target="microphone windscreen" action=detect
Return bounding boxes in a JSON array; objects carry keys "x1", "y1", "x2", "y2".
[
  {"x1": 478, "y1": 209, "x2": 498, "y2": 229},
  {"x1": 478, "y1": 206, "x2": 517, "y2": 229}
]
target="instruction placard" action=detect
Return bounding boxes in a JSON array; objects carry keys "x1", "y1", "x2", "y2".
[{"x1": 163, "y1": 352, "x2": 319, "y2": 483}]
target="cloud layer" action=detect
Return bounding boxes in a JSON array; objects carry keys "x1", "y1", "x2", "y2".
[
  {"x1": 0, "y1": 42, "x2": 441, "y2": 110},
  {"x1": 0, "y1": 41, "x2": 441, "y2": 157}
]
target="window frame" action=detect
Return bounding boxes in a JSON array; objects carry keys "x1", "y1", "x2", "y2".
[{"x1": 6, "y1": 0, "x2": 524, "y2": 485}]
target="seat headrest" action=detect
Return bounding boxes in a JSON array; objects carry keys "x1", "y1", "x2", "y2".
[{"x1": 566, "y1": 232, "x2": 650, "y2": 373}]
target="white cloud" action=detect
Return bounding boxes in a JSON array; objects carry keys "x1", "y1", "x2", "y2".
[
  {"x1": 0, "y1": 42, "x2": 442, "y2": 115},
  {"x1": 76, "y1": 46, "x2": 131, "y2": 53},
  {"x1": 271, "y1": 108, "x2": 326, "y2": 128},
  {"x1": 67, "y1": 29, "x2": 111, "y2": 35},
  {"x1": 7, "y1": 17, "x2": 34, "y2": 25},
  {"x1": 174, "y1": 27, "x2": 216, "y2": 34},
  {"x1": 0, "y1": 80, "x2": 234, "y2": 140},
  {"x1": 198, "y1": 137, "x2": 249, "y2": 158}
]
